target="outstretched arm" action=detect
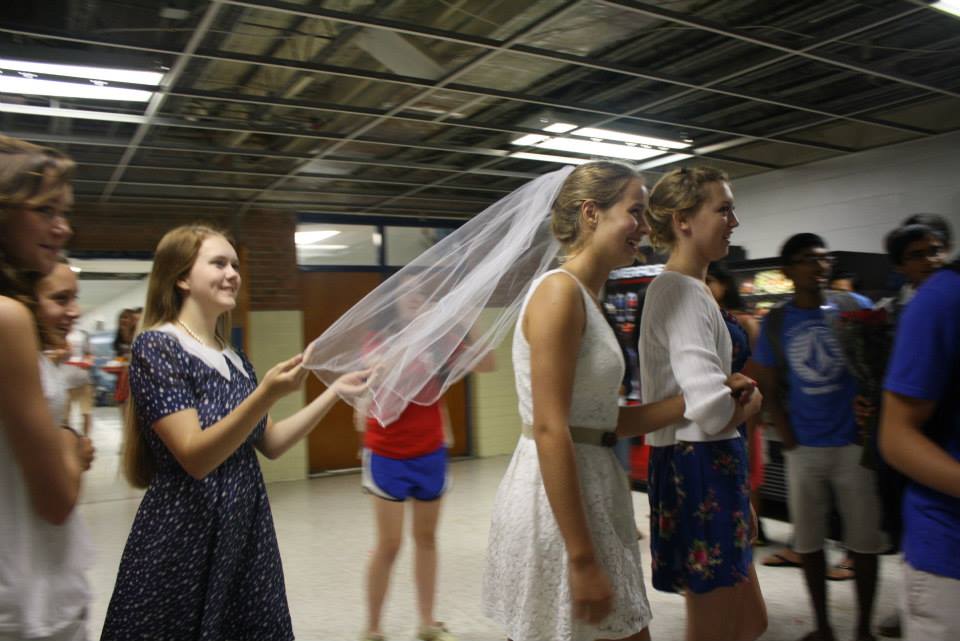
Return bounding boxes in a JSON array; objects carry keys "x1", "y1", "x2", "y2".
[
  {"x1": 156, "y1": 354, "x2": 306, "y2": 479},
  {"x1": 258, "y1": 370, "x2": 369, "y2": 459},
  {"x1": 617, "y1": 373, "x2": 758, "y2": 438},
  {"x1": 616, "y1": 396, "x2": 684, "y2": 437}
]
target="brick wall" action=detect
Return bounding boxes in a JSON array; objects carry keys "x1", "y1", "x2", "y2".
[{"x1": 68, "y1": 205, "x2": 299, "y2": 311}]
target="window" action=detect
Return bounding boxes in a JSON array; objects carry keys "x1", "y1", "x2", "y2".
[
  {"x1": 295, "y1": 223, "x2": 379, "y2": 266},
  {"x1": 384, "y1": 226, "x2": 453, "y2": 266}
]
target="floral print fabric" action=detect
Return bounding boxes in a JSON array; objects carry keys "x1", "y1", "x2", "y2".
[{"x1": 648, "y1": 439, "x2": 753, "y2": 594}]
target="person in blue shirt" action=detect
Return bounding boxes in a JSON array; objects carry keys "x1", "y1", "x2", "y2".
[
  {"x1": 880, "y1": 261, "x2": 960, "y2": 641},
  {"x1": 753, "y1": 233, "x2": 885, "y2": 641},
  {"x1": 828, "y1": 271, "x2": 872, "y2": 308}
]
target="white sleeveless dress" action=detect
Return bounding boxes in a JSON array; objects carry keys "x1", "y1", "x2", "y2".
[
  {"x1": 483, "y1": 269, "x2": 652, "y2": 641},
  {"x1": 0, "y1": 356, "x2": 92, "y2": 639}
]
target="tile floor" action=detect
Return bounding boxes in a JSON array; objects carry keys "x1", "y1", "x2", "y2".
[{"x1": 78, "y1": 408, "x2": 901, "y2": 641}]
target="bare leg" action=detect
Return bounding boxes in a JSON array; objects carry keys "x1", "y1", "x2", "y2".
[
  {"x1": 799, "y1": 549, "x2": 835, "y2": 641},
  {"x1": 366, "y1": 497, "x2": 405, "y2": 636},
  {"x1": 850, "y1": 551, "x2": 878, "y2": 640},
  {"x1": 685, "y1": 565, "x2": 767, "y2": 641},
  {"x1": 412, "y1": 497, "x2": 443, "y2": 628}
]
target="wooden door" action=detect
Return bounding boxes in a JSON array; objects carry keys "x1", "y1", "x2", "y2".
[{"x1": 300, "y1": 271, "x2": 470, "y2": 474}]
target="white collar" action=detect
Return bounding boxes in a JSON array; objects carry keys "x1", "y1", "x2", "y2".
[{"x1": 154, "y1": 323, "x2": 249, "y2": 381}]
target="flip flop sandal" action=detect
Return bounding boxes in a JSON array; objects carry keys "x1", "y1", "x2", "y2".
[
  {"x1": 827, "y1": 559, "x2": 856, "y2": 581},
  {"x1": 761, "y1": 551, "x2": 802, "y2": 567}
]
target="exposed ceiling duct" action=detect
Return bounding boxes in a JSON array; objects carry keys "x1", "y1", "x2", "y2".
[{"x1": 0, "y1": 0, "x2": 957, "y2": 218}]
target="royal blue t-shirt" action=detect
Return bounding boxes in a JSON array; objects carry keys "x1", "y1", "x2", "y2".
[
  {"x1": 754, "y1": 302, "x2": 865, "y2": 447},
  {"x1": 883, "y1": 268, "x2": 960, "y2": 580}
]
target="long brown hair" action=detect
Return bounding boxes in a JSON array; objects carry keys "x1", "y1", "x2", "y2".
[
  {"x1": 0, "y1": 135, "x2": 75, "y2": 338},
  {"x1": 122, "y1": 224, "x2": 236, "y2": 487}
]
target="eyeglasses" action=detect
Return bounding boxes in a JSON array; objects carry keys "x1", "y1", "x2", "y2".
[
  {"x1": 789, "y1": 254, "x2": 836, "y2": 266},
  {"x1": 26, "y1": 204, "x2": 71, "y2": 223},
  {"x1": 902, "y1": 245, "x2": 946, "y2": 262}
]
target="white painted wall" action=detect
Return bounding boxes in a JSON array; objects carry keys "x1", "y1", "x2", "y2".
[
  {"x1": 731, "y1": 131, "x2": 960, "y2": 260},
  {"x1": 77, "y1": 279, "x2": 148, "y2": 334}
]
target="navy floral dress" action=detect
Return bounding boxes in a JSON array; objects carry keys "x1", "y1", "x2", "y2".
[
  {"x1": 648, "y1": 310, "x2": 753, "y2": 594},
  {"x1": 101, "y1": 330, "x2": 293, "y2": 641}
]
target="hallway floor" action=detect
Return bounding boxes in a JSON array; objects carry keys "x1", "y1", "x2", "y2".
[{"x1": 79, "y1": 408, "x2": 900, "y2": 641}]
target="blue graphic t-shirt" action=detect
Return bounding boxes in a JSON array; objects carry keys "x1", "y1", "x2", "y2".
[
  {"x1": 884, "y1": 268, "x2": 960, "y2": 580},
  {"x1": 754, "y1": 303, "x2": 864, "y2": 447}
]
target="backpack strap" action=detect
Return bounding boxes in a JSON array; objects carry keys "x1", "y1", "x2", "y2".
[
  {"x1": 765, "y1": 301, "x2": 790, "y2": 408},
  {"x1": 825, "y1": 289, "x2": 865, "y2": 312}
]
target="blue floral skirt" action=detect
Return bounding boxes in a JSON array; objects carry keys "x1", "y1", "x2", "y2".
[{"x1": 648, "y1": 439, "x2": 753, "y2": 594}]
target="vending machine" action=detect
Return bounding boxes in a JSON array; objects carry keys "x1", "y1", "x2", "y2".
[{"x1": 603, "y1": 263, "x2": 664, "y2": 489}]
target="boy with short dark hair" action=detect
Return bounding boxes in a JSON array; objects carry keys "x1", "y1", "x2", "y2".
[{"x1": 754, "y1": 233, "x2": 884, "y2": 641}]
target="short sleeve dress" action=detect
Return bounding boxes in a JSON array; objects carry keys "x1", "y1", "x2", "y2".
[{"x1": 101, "y1": 326, "x2": 293, "y2": 641}]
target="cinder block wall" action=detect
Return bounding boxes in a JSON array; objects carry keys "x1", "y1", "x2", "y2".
[{"x1": 730, "y1": 132, "x2": 960, "y2": 259}]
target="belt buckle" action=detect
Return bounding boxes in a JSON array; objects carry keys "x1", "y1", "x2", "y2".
[{"x1": 601, "y1": 431, "x2": 618, "y2": 447}]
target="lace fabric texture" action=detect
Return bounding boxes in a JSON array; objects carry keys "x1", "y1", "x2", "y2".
[{"x1": 482, "y1": 271, "x2": 652, "y2": 641}]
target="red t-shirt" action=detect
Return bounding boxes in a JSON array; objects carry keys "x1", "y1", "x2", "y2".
[
  {"x1": 361, "y1": 333, "x2": 466, "y2": 459},
  {"x1": 363, "y1": 399, "x2": 444, "y2": 459}
]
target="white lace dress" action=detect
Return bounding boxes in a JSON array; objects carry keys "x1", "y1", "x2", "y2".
[{"x1": 483, "y1": 270, "x2": 652, "y2": 641}]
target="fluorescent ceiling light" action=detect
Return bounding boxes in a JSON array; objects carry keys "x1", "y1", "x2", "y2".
[
  {"x1": 69, "y1": 265, "x2": 82, "y2": 273},
  {"x1": 0, "y1": 76, "x2": 152, "y2": 101},
  {"x1": 572, "y1": 127, "x2": 691, "y2": 150},
  {"x1": 509, "y1": 151, "x2": 589, "y2": 165},
  {"x1": 0, "y1": 103, "x2": 147, "y2": 123},
  {"x1": 298, "y1": 159, "x2": 354, "y2": 176},
  {"x1": 510, "y1": 123, "x2": 685, "y2": 162},
  {"x1": 637, "y1": 153, "x2": 694, "y2": 170},
  {"x1": 537, "y1": 137, "x2": 665, "y2": 161},
  {"x1": 295, "y1": 230, "x2": 341, "y2": 245},
  {"x1": 933, "y1": 1, "x2": 960, "y2": 17},
  {"x1": 511, "y1": 134, "x2": 549, "y2": 146},
  {"x1": 0, "y1": 58, "x2": 163, "y2": 85},
  {"x1": 543, "y1": 122, "x2": 577, "y2": 133},
  {"x1": 308, "y1": 245, "x2": 348, "y2": 250}
]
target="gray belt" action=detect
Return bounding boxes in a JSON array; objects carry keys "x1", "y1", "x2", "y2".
[{"x1": 522, "y1": 423, "x2": 618, "y2": 447}]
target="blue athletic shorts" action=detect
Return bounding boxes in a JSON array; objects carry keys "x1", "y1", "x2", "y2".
[{"x1": 361, "y1": 446, "x2": 450, "y2": 502}]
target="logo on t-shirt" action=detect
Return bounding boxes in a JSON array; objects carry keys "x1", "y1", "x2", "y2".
[{"x1": 786, "y1": 320, "x2": 844, "y2": 393}]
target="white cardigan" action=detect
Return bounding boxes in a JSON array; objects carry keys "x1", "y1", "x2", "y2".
[{"x1": 639, "y1": 270, "x2": 738, "y2": 445}]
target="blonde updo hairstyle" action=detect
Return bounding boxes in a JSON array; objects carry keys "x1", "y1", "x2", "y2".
[
  {"x1": 551, "y1": 160, "x2": 642, "y2": 254},
  {"x1": 645, "y1": 166, "x2": 729, "y2": 252}
]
